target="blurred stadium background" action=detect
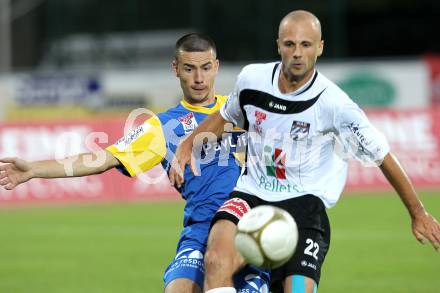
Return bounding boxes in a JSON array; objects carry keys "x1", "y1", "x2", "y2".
[{"x1": 0, "y1": 0, "x2": 439, "y2": 292}]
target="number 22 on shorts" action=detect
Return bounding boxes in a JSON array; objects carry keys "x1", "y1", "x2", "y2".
[{"x1": 304, "y1": 238, "x2": 319, "y2": 260}]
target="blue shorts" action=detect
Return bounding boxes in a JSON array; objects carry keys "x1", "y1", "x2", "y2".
[{"x1": 163, "y1": 245, "x2": 270, "y2": 292}]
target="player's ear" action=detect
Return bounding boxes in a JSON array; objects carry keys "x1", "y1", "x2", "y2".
[
  {"x1": 276, "y1": 39, "x2": 281, "y2": 55},
  {"x1": 317, "y1": 40, "x2": 324, "y2": 57},
  {"x1": 172, "y1": 59, "x2": 179, "y2": 77},
  {"x1": 214, "y1": 59, "x2": 219, "y2": 73}
]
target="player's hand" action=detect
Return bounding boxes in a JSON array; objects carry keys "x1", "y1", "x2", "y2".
[
  {"x1": 168, "y1": 138, "x2": 198, "y2": 188},
  {"x1": 411, "y1": 210, "x2": 440, "y2": 252},
  {"x1": 0, "y1": 157, "x2": 34, "y2": 190}
]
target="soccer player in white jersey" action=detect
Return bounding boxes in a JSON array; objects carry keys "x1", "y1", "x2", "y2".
[{"x1": 169, "y1": 10, "x2": 440, "y2": 293}]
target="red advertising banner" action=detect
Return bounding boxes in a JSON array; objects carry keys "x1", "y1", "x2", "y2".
[
  {"x1": 425, "y1": 55, "x2": 440, "y2": 105},
  {"x1": 0, "y1": 109, "x2": 439, "y2": 205},
  {"x1": 346, "y1": 108, "x2": 440, "y2": 190},
  {"x1": 0, "y1": 118, "x2": 179, "y2": 205}
]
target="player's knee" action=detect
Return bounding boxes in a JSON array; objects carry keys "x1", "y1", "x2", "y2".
[
  {"x1": 204, "y1": 248, "x2": 234, "y2": 275},
  {"x1": 204, "y1": 248, "x2": 224, "y2": 271}
]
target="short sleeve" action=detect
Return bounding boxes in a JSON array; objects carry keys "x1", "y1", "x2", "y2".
[
  {"x1": 106, "y1": 116, "x2": 167, "y2": 176},
  {"x1": 220, "y1": 72, "x2": 246, "y2": 128},
  {"x1": 335, "y1": 101, "x2": 390, "y2": 166}
]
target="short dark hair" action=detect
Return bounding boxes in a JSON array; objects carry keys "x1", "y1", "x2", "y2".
[{"x1": 175, "y1": 33, "x2": 217, "y2": 59}]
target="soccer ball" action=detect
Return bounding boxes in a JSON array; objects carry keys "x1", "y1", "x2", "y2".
[{"x1": 235, "y1": 205, "x2": 298, "y2": 269}]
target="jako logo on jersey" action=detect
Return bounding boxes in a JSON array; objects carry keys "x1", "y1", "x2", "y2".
[
  {"x1": 268, "y1": 101, "x2": 287, "y2": 111},
  {"x1": 290, "y1": 120, "x2": 310, "y2": 140},
  {"x1": 178, "y1": 112, "x2": 198, "y2": 134},
  {"x1": 264, "y1": 147, "x2": 286, "y2": 179}
]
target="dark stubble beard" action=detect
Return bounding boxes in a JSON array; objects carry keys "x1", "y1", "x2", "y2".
[{"x1": 283, "y1": 65, "x2": 309, "y2": 84}]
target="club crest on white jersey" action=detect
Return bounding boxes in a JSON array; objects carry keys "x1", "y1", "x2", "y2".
[{"x1": 290, "y1": 120, "x2": 310, "y2": 141}]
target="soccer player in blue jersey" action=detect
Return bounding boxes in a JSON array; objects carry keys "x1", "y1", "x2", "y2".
[{"x1": 0, "y1": 33, "x2": 270, "y2": 293}]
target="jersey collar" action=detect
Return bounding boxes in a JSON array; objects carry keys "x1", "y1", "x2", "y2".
[
  {"x1": 274, "y1": 65, "x2": 318, "y2": 97},
  {"x1": 180, "y1": 95, "x2": 222, "y2": 114}
]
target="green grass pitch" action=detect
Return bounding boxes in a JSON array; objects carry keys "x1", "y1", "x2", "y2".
[{"x1": 0, "y1": 191, "x2": 439, "y2": 293}]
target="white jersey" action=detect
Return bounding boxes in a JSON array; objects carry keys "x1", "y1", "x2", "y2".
[{"x1": 220, "y1": 62, "x2": 389, "y2": 207}]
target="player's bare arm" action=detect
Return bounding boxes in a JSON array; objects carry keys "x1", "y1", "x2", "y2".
[
  {"x1": 379, "y1": 152, "x2": 440, "y2": 251},
  {"x1": 169, "y1": 111, "x2": 229, "y2": 187},
  {"x1": 0, "y1": 150, "x2": 120, "y2": 190}
]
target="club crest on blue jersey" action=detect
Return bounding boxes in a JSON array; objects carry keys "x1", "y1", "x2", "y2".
[
  {"x1": 290, "y1": 120, "x2": 310, "y2": 140},
  {"x1": 178, "y1": 112, "x2": 198, "y2": 134}
]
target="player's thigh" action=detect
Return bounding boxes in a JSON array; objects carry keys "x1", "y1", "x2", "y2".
[
  {"x1": 164, "y1": 278, "x2": 202, "y2": 293},
  {"x1": 207, "y1": 219, "x2": 236, "y2": 248},
  {"x1": 283, "y1": 275, "x2": 317, "y2": 293}
]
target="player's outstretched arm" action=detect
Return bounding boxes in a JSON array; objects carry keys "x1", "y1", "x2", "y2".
[
  {"x1": 379, "y1": 152, "x2": 440, "y2": 251},
  {"x1": 0, "y1": 150, "x2": 120, "y2": 190},
  {"x1": 169, "y1": 111, "x2": 229, "y2": 187}
]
